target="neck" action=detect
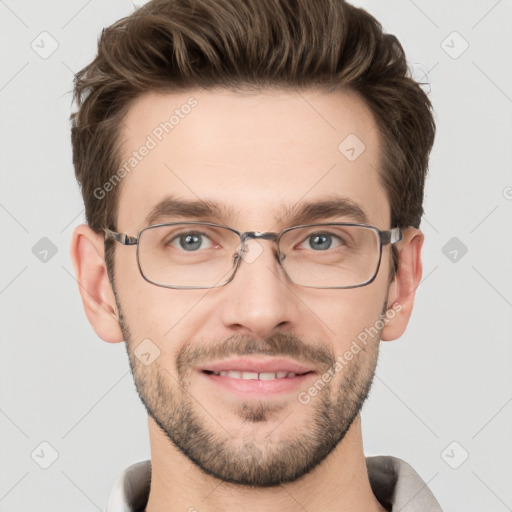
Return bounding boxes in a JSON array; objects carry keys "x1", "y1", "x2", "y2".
[{"x1": 144, "y1": 414, "x2": 386, "y2": 512}]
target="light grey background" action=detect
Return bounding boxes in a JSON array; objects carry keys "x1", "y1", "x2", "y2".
[{"x1": 1, "y1": 1, "x2": 511, "y2": 511}]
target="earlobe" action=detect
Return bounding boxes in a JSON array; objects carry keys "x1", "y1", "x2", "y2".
[
  {"x1": 70, "y1": 224, "x2": 124, "y2": 343},
  {"x1": 380, "y1": 228, "x2": 424, "y2": 342}
]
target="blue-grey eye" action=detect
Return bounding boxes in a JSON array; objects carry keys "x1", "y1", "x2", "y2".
[
  {"x1": 301, "y1": 233, "x2": 343, "y2": 251},
  {"x1": 171, "y1": 232, "x2": 213, "y2": 251}
]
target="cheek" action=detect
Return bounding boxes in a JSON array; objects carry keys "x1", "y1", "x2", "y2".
[
  {"x1": 114, "y1": 250, "x2": 205, "y2": 363},
  {"x1": 315, "y1": 284, "x2": 387, "y2": 354},
  {"x1": 114, "y1": 248, "x2": 168, "y2": 340}
]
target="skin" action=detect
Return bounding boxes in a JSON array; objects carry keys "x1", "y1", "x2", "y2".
[{"x1": 71, "y1": 87, "x2": 423, "y2": 512}]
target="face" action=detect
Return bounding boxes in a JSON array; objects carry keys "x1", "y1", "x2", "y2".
[{"x1": 111, "y1": 88, "x2": 393, "y2": 486}]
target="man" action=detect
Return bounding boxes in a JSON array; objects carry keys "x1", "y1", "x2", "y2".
[{"x1": 69, "y1": 0, "x2": 441, "y2": 510}]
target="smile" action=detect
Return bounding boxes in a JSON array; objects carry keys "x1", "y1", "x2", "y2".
[{"x1": 203, "y1": 370, "x2": 308, "y2": 380}]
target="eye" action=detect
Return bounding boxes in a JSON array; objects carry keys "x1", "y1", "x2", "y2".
[
  {"x1": 168, "y1": 231, "x2": 215, "y2": 252},
  {"x1": 298, "y1": 232, "x2": 345, "y2": 251}
]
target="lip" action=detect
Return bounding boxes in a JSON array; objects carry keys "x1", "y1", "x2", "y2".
[
  {"x1": 198, "y1": 369, "x2": 316, "y2": 396},
  {"x1": 196, "y1": 357, "x2": 317, "y2": 397},
  {"x1": 197, "y1": 357, "x2": 315, "y2": 374}
]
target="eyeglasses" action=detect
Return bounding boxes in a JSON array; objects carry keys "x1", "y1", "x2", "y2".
[{"x1": 104, "y1": 221, "x2": 402, "y2": 290}]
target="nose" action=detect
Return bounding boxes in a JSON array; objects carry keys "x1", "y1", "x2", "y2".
[{"x1": 217, "y1": 238, "x2": 299, "y2": 337}]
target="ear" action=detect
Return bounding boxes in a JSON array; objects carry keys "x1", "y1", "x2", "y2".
[
  {"x1": 380, "y1": 228, "x2": 424, "y2": 342},
  {"x1": 70, "y1": 224, "x2": 124, "y2": 343}
]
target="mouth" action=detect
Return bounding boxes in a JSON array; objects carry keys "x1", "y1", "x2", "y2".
[
  {"x1": 202, "y1": 369, "x2": 311, "y2": 380},
  {"x1": 197, "y1": 357, "x2": 317, "y2": 396}
]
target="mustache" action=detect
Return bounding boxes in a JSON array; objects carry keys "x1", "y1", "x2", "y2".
[{"x1": 176, "y1": 332, "x2": 336, "y2": 377}]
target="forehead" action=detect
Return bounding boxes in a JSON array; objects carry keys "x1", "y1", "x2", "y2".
[{"x1": 115, "y1": 88, "x2": 388, "y2": 233}]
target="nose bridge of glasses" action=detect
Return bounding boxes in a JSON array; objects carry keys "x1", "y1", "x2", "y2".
[
  {"x1": 241, "y1": 231, "x2": 278, "y2": 243},
  {"x1": 236, "y1": 231, "x2": 281, "y2": 261}
]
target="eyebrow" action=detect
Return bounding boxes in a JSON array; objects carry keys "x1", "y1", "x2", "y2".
[{"x1": 143, "y1": 194, "x2": 368, "y2": 229}]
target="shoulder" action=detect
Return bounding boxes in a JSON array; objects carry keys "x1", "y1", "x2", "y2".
[{"x1": 366, "y1": 455, "x2": 444, "y2": 512}]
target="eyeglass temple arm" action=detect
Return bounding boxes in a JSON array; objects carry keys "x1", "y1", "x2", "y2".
[
  {"x1": 103, "y1": 228, "x2": 138, "y2": 246},
  {"x1": 381, "y1": 227, "x2": 402, "y2": 245}
]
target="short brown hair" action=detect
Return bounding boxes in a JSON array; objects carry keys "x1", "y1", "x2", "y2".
[{"x1": 70, "y1": 0, "x2": 435, "y2": 282}]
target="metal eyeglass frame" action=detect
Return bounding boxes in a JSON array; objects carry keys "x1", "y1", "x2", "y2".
[{"x1": 103, "y1": 221, "x2": 402, "y2": 290}]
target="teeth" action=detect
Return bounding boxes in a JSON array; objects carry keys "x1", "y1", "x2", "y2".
[
  {"x1": 259, "y1": 372, "x2": 277, "y2": 380},
  {"x1": 241, "y1": 372, "x2": 259, "y2": 380},
  {"x1": 213, "y1": 371, "x2": 299, "y2": 380}
]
